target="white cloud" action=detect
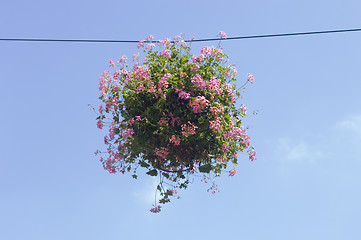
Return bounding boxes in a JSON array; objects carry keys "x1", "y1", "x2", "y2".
[
  {"x1": 335, "y1": 114, "x2": 361, "y2": 137},
  {"x1": 276, "y1": 114, "x2": 361, "y2": 165},
  {"x1": 275, "y1": 114, "x2": 361, "y2": 181},
  {"x1": 333, "y1": 114, "x2": 361, "y2": 153},
  {"x1": 132, "y1": 177, "x2": 161, "y2": 205},
  {"x1": 276, "y1": 138, "x2": 324, "y2": 164}
]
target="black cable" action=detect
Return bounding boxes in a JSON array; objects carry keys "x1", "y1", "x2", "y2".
[
  {"x1": 192, "y1": 28, "x2": 361, "y2": 42},
  {"x1": 1, "y1": 28, "x2": 361, "y2": 43},
  {"x1": 0, "y1": 38, "x2": 139, "y2": 43}
]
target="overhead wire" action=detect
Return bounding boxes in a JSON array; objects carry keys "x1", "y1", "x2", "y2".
[{"x1": 0, "y1": 28, "x2": 361, "y2": 43}]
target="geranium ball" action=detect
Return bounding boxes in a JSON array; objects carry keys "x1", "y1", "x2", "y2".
[{"x1": 95, "y1": 32, "x2": 256, "y2": 212}]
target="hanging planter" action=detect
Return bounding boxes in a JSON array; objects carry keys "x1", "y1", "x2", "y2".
[{"x1": 94, "y1": 32, "x2": 256, "y2": 213}]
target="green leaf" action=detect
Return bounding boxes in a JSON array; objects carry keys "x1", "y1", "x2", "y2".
[
  {"x1": 139, "y1": 160, "x2": 150, "y2": 168},
  {"x1": 146, "y1": 169, "x2": 158, "y2": 176},
  {"x1": 199, "y1": 164, "x2": 212, "y2": 173},
  {"x1": 162, "y1": 172, "x2": 170, "y2": 179},
  {"x1": 159, "y1": 198, "x2": 171, "y2": 204}
]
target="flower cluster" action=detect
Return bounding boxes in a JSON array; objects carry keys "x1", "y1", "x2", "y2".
[
  {"x1": 169, "y1": 135, "x2": 181, "y2": 145},
  {"x1": 189, "y1": 96, "x2": 209, "y2": 113},
  {"x1": 150, "y1": 205, "x2": 162, "y2": 213},
  {"x1": 181, "y1": 121, "x2": 198, "y2": 137},
  {"x1": 95, "y1": 32, "x2": 256, "y2": 213}
]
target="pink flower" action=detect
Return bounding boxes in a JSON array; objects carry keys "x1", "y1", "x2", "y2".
[
  {"x1": 137, "y1": 40, "x2": 144, "y2": 49},
  {"x1": 117, "y1": 56, "x2": 127, "y2": 63},
  {"x1": 218, "y1": 31, "x2": 227, "y2": 39},
  {"x1": 128, "y1": 118, "x2": 135, "y2": 126},
  {"x1": 191, "y1": 75, "x2": 207, "y2": 90},
  {"x1": 209, "y1": 117, "x2": 222, "y2": 132},
  {"x1": 170, "y1": 116, "x2": 179, "y2": 126},
  {"x1": 109, "y1": 59, "x2": 115, "y2": 67},
  {"x1": 160, "y1": 50, "x2": 171, "y2": 58},
  {"x1": 210, "y1": 106, "x2": 224, "y2": 116},
  {"x1": 145, "y1": 43, "x2": 155, "y2": 50},
  {"x1": 191, "y1": 64, "x2": 200, "y2": 72},
  {"x1": 180, "y1": 72, "x2": 187, "y2": 79},
  {"x1": 111, "y1": 96, "x2": 118, "y2": 107},
  {"x1": 201, "y1": 46, "x2": 212, "y2": 55},
  {"x1": 229, "y1": 168, "x2": 236, "y2": 176},
  {"x1": 181, "y1": 121, "x2": 198, "y2": 137},
  {"x1": 98, "y1": 105, "x2": 103, "y2": 114},
  {"x1": 97, "y1": 120, "x2": 103, "y2": 129},
  {"x1": 248, "y1": 146, "x2": 256, "y2": 161},
  {"x1": 159, "y1": 74, "x2": 171, "y2": 89},
  {"x1": 133, "y1": 53, "x2": 139, "y2": 61},
  {"x1": 150, "y1": 205, "x2": 162, "y2": 213},
  {"x1": 208, "y1": 77, "x2": 223, "y2": 94},
  {"x1": 154, "y1": 147, "x2": 169, "y2": 158},
  {"x1": 123, "y1": 129, "x2": 134, "y2": 139},
  {"x1": 113, "y1": 84, "x2": 120, "y2": 91},
  {"x1": 109, "y1": 128, "x2": 115, "y2": 140},
  {"x1": 159, "y1": 117, "x2": 168, "y2": 125},
  {"x1": 192, "y1": 54, "x2": 207, "y2": 63},
  {"x1": 169, "y1": 135, "x2": 181, "y2": 145},
  {"x1": 211, "y1": 46, "x2": 224, "y2": 58},
  {"x1": 189, "y1": 96, "x2": 209, "y2": 113},
  {"x1": 146, "y1": 35, "x2": 154, "y2": 42},
  {"x1": 221, "y1": 143, "x2": 229, "y2": 152},
  {"x1": 162, "y1": 38, "x2": 171, "y2": 47},
  {"x1": 230, "y1": 66, "x2": 237, "y2": 77},
  {"x1": 135, "y1": 116, "x2": 141, "y2": 121},
  {"x1": 136, "y1": 85, "x2": 145, "y2": 93},
  {"x1": 248, "y1": 73, "x2": 255, "y2": 84},
  {"x1": 239, "y1": 104, "x2": 247, "y2": 115},
  {"x1": 177, "y1": 90, "x2": 190, "y2": 100}
]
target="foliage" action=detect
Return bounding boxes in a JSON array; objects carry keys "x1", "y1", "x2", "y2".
[{"x1": 94, "y1": 32, "x2": 256, "y2": 213}]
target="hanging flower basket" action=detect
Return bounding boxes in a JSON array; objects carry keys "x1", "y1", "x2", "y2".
[{"x1": 94, "y1": 32, "x2": 256, "y2": 213}]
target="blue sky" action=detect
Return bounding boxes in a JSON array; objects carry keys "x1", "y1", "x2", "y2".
[{"x1": 1, "y1": 0, "x2": 361, "y2": 239}]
